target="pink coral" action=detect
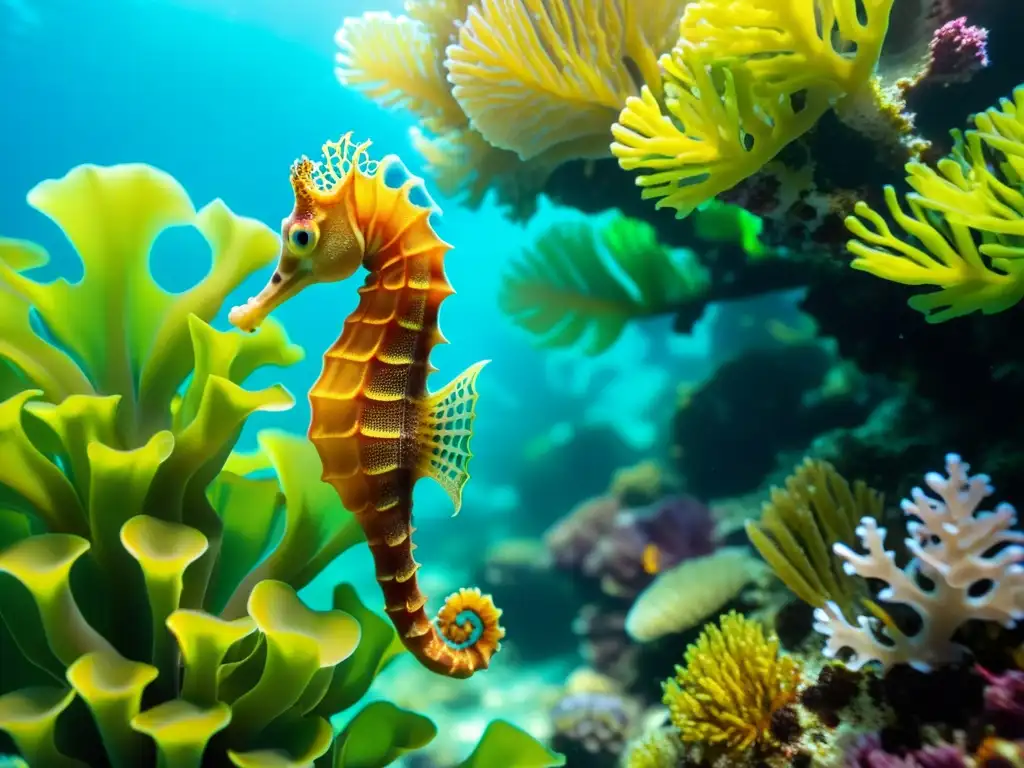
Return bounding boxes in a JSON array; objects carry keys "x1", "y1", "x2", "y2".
[{"x1": 926, "y1": 17, "x2": 990, "y2": 84}]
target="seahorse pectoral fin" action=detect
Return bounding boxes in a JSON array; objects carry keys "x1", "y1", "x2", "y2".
[{"x1": 414, "y1": 360, "x2": 488, "y2": 516}]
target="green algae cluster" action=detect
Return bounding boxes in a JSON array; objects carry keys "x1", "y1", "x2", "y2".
[{"x1": 0, "y1": 163, "x2": 564, "y2": 767}]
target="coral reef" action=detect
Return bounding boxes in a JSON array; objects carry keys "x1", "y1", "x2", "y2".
[
  {"x1": 672, "y1": 343, "x2": 881, "y2": 499},
  {"x1": 582, "y1": 496, "x2": 716, "y2": 600},
  {"x1": 844, "y1": 733, "x2": 969, "y2": 767},
  {"x1": 924, "y1": 17, "x2": 990, "y2": 85}
]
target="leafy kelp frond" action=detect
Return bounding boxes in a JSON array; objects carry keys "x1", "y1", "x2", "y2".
[
  {"x1": 499, "y1": 216, "x2": 710, "y2": 354},
  {"x1": 845, "y1": 85, "x2": 1024, "y2": 322},
  {"x1": 745, "y1": 458, "x2": 884, "y2": 623},
  {"x1": 445, "y1": 0, "x2": 685, "y2": 162},
  {"x1": 0, "y1": 163, "x2": 292, "y2": 445},
  {"x1": 613, "y1": 0, "x2": 896, "y2": 218},
  {"x1": 458, "y1": 719, "x2": 566, "y2": 767},
  {"x1": 335, "y1": 11, "x2": 467, "y2": 133}
]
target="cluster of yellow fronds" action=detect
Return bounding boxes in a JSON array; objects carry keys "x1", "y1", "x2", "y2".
[
  {"x1": 336, "y1": 0, "x2": 898, "y2": 219},
  {"x1": 845, "y1": 85, "x2": 1024, "y2": 321},
  {"x1": 335, "y1": 0, "x2": 688, "y2": 206},
  {"x1": 613, "y1": 0, "x2": 898, "y2": 217},
  {"x1": 663, "y1": 611, "x2": 802, "y2": 756},
  {"x1": 334, "y1": 2, "x2": 553, "y2": 208}
]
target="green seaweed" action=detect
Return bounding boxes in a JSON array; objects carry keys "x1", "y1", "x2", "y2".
[
  {"x1": 0, "y1": 162, "x2": 562, "y2": 767},
  {"x1": 745, "y1": 458, "x2": 883, "y2": 623},
  {"x1": 499, "y1": 215, "x2": 711, "y2": 355},
  {"x1": 458, "y1": 720, "x2": 566, "y2": 767}
]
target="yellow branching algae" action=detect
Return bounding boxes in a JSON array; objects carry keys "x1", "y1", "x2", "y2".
[
  {"x1": 612, "y1": 0, "x2": 897, "y2": 217},
  {"x1": 662, "y1": 612, "x2": 802, "y2": 757},
  {"x1": 334, "y1": 11, "x2": 466, "y2": 133},
  {"x1": 845, "y1": 84, "x2": 1024, "y2": 322}
]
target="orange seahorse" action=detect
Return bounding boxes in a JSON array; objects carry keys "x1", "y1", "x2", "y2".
[{"x1": 227, "y1": 134, "x2": 504, "y2": 678}]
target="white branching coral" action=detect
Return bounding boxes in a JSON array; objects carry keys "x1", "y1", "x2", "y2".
[{"x1": 813, "y1": 454, "x2": 1024, "y2": 672}]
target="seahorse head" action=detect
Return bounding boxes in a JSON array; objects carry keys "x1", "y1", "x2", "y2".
[{"x1": 229, "y1": 134, "x2": 374, "y2": 332}]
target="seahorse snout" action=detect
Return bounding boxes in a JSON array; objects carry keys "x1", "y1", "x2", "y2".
[{"x1": 229, "y1": 257, "x2": 313, "y2": 333}]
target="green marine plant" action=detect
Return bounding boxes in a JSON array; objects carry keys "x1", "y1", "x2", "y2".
[
  {"x1": 499, "y1": 215, "x2": 711, "y2": 355},
  {"x1": 745, "y1": 458, "x2": 885, "y2": 624},
  {"x1": 661, "y1": 611, "x2": 802, "y2": 760},
  {"x1": 612, "y1": 0, "x2": 897, "y2": 217},
  {"x1": 0, "y1": 162, "x2": 563, "y2": 767},
  {"x1": 498, "y1": 203, "x2": 792, "y2": 355},
  {"x1": 845, "y1": 84, "x2": 1024, "y2": 322}
]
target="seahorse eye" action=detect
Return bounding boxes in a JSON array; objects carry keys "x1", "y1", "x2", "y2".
[{"x1": 287, "y1": 222, "x2": 319, "y2": 255}]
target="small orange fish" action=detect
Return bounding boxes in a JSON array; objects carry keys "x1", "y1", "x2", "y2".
[{"x1": 642, "y1": 543, "x2": 663, "y2": 575}]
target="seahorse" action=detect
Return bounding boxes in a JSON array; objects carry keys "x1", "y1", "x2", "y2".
[{"x1": 227, "y1": 134, "x2": 504, "y2": 679}]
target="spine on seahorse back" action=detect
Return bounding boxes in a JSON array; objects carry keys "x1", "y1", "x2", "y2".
[{"x1": 308, "y1": 155, "x2": 502, "y2": 679}]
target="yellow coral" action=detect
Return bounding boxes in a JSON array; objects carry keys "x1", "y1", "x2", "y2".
[
  {"x1": 445, "y1": 0, "x2": 685, "y2": 161},
  {"x1": 612, "y1": 0, "x2": 896, "y2": 217},
  {"x1": 409, "y1": 125, "x2": 557, "y2": 214},
  {"x1": 663, "y1": 611, "x2": 802, "y2": 756},
  {"x1": 335, "y1": 11, "x2": 466, "y2": 133},
  {"x1": 625, "y1": 728, "x2": 685, "y2": 768},
  {"x1": 405, "y1": 0, "x2": 473, "y2": 44},
  {"x1": 845, "y1": 85, "x2": 1024, "y2": 322},
  {"x1": 680, "y1": 0, "x2": 895, "y2": 96}
]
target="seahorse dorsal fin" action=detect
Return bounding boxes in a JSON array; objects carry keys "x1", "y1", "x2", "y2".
[{"x1": 415, "y1": 360, "x2": 489, "y2": 515}]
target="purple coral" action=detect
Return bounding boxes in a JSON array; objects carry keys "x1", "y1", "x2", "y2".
[
  {"x1": 927, "y1": 17, "x2": 990, "y2": 84},
  {"x1": 845, "y1": 734, "x2": 968, "y2": 768},
  {"x1": 581, "y1": 496, "x2": 716, "y2": 598}
]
